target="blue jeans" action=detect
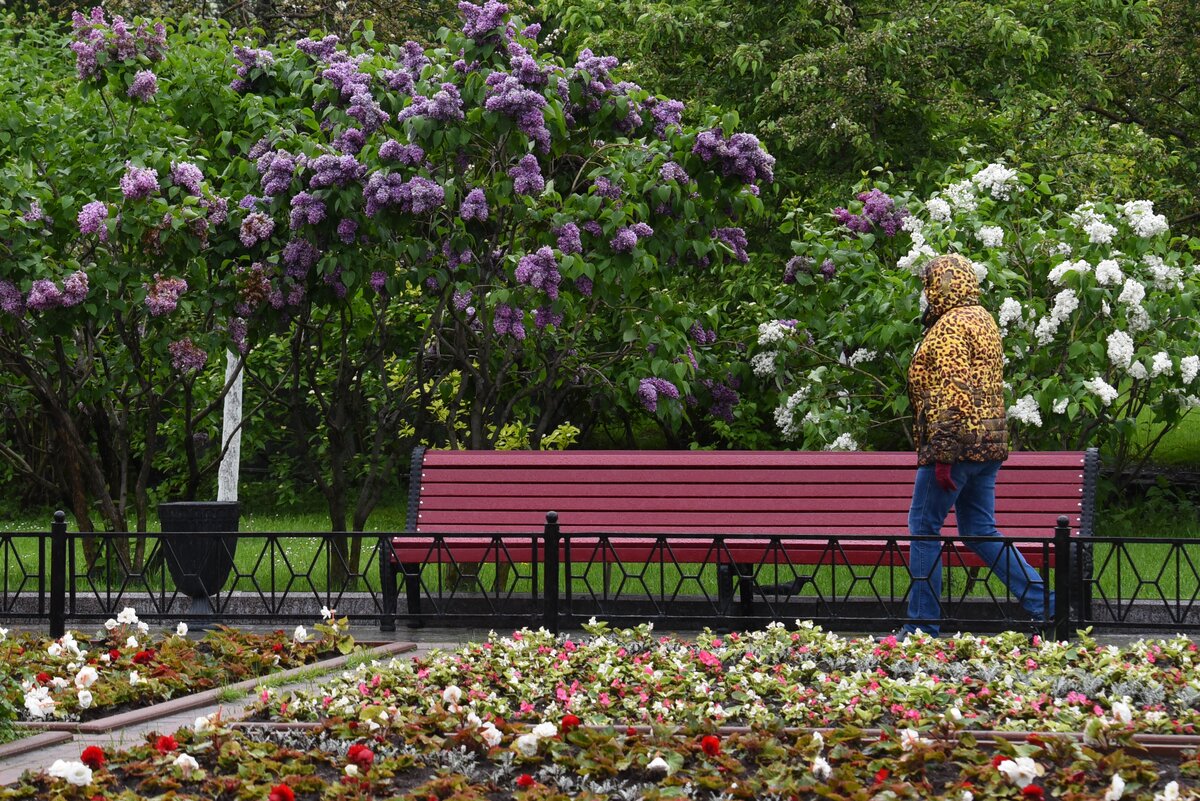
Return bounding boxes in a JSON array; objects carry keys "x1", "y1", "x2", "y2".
[{"x1": 904, "y1": 460, "x2": 1055, "y2": 635}]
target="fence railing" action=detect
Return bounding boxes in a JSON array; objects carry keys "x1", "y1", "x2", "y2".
[{"x1": 1, "y1": 513, "x2": 1198, "y2": 639}]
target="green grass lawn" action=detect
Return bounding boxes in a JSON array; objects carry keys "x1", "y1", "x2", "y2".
[{"x1": 1133, "y1": 409, "x2": 1200, "y2": 465}]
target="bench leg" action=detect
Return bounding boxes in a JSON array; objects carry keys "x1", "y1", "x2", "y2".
[
  {"x1": 717, "y1": 563, "x2": 734, "y2": 615},
  {"x1": 379, "y1": 543, "x2": 396, "y2": 632},
  {"x1": 402, "y1": 562, "x2": 424, "y2": 629}
]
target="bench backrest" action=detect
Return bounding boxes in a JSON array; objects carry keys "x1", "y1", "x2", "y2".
[{"x1": 406, "y1": 449, "x2": 1098, "y2": 540}]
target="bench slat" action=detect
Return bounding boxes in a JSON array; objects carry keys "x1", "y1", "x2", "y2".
[
  {"x1": 418, "y1": 495, "x2": 1080, "y2": 513},
  {"x1": 417, "y1": 482, "x2": 1082, "y2": 500},
  {"x1": 416, "y1": 509, "x2": 1076, "y2": 528},
  {"x1": 418, "y1": 467, "x2": 1085, "y2": 485},
  {"x1": 421, "y1": 450, "x2": 1086, "y2": 468},
  {"x1": 409, "y1": 524, "x2": 1067, "y2": 536}
]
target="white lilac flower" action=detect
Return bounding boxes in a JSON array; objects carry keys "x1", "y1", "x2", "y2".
[
  {"x1": 1181, "y1": 355, "x2": 1199, "y2": 384},
  {"x1": 1151, "y1": 352, "x2": 1172, "y2": 378},
  {"x1": 1144, "y1": 254, "x2": 1183, "y2": 290},
  {"x1": 925, "y1": 197, "x2": 951, "y2": 222},
  {"x1": 944, "y1": 180, "x2": 978, "y2": 213},
  {"x1": 997, "y1": 756, "x2": 1045, "y2": 787},
  {"x1": 1052, "y1": 241, "x2": 1073, "y2": 256},
  {"x1": 74, "y1": 665, "x2": 98, "y2": 689},
  {"x1": 116, "y1": 607, "x2": 139, "y2": 625},
  {"x1": 1127, "y1": 305, "x2": 1151, "y2": 332},
  {"x1": 1129, "y1": 362, "x2": 1148, "y2": 380},
  {"x1": 532, "y1": 721, "x2": 557, "y2": 739},
  {"x1": 293, "y1": 625, "x2": 309, "y2": 643},
  {"x1": 514, "y1": 733, "x2": 540, "y2": 757},
  {"x1": 1007, "y1": 395, "x2": 1043, "y2": 428},
  {"x1": 977, "y1": 225, "x2": 1004, "y2": 248},
  {"x1": 972, "y1": 162, "x2": 1020, "y2": 199},
  {"x1": 1084, "y1": 377, "x2": 1119, "y2": 406},
  {"x1": 1048, "y1": 259, "x2": 1090, "y2": 285},
  {"x1": 811, "y1": 756, "x2": 833, "y2": 780},
  {"x1": 1095, "y1": 259, "x2": 1124, "y2": 286},
  {"x1": 1106, "y1": 330, "x2": 1134, "y2": 369},
  {"x1": 751, "y1": 351, "x2": 777, "y2": 377},
  {"x1": 998, "y1": 298, "x2": 1023, "y2": 330},
  {"x1": 823, "y1": 433, "x2": 858, "y2": 451},
  {"x1": 773, "y1": 388, "x2": 810, "y2": 440},
  {"x1": 47, "y1": 760, "x2": 93, "y2": 787},
  {"x1": 756, "y1": 320, "x2": 790, "y2": 346},
  {"x1": 898, "y1": 242, "x2": 936, "y2": 274},
  {"x1": 1118, "y1": 278, "x2": 1145, "y2": 306},
  {"x1": 1051, "y1": 288, "x2": 1079, "y2": 321},
  {"x1": 1112, "y1": 699, "x2": 1133, "y2": 725},
  {"x1": 901, "y1": 215, "x2": 925, "y2": 234},
  {"x1": 1120, "y1": 200, "x2": 1169, "y2": 238},
  {"x1": 442, "y1": 685, "x2": 463, "y2": 706},
  {"x1": 1053, "y1": 397, "x2": 1069, "y2": 415},
  {"x1": 176, "y1": 622, "x2": 188, "y2": 637},
  {"x1": 77, "y1": 689, "x2": 93, "y2": 709},
  {"x1": 1072, "y1": 203, "x2": 1117, "y2": 243},
  {"x1": 1104, "y1": 774, "x2": 1126, "y2": 801},
  {"x1": 970, "y1": 260, "x2": 988, "y2": 283},
  {"x1": 846, "y1": 349, "x2": 876, "y2": 367}
]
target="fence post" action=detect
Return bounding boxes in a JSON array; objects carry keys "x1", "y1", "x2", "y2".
[
  {"x1": 49, "y1": 510, "x2": 67, "y2": 639},
  {"x1": 543, "y1": 511, "x2": 559, "y2": 635},
  {"x1": 1053, "y1": 515, "x2": 1071, "y2": 642}
]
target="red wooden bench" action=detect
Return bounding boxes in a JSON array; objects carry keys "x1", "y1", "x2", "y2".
[{"x1": 380, "y1": 448, "x2": 1098, "y2": 630}]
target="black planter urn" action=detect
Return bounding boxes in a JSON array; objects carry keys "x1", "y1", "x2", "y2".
[{"x1": 158, "y1": 501, "x2": 240, "y2": 601}]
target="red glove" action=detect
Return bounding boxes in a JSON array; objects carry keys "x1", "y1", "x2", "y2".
[{"x1": 934, "y1": 462, "x2": 957, "y2": 493}]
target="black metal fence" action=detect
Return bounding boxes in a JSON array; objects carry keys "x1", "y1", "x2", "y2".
[{"x1": 2, "y1": 512, "x2": 1200, "y2": 639}]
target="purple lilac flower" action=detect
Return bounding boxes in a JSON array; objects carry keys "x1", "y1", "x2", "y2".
[
  {"x1": 378, "y1": 140, "x2": 425, "y2": 165},
  {"x1": 783, "y1": 255, "x2": 812, "y2": 284},
  {"x1": 289, "y1": 192, "x2": 326, "y2": 229},
  {"x1": 69, "y1": 8, "x2": 166, "y2": 81},
  {"x1": 832, "y1": 206, "x2": 873, "y2": 234},
  {"x1": 282, "y1": 238, "x2": 320, "y2": 277},
  {"x1": 637, "y1": 377, "x2": 679, "y2": 413},
  {"x1": 593, "y1": 176, "x2": 621, "y2": 199},
  {"x1": 573, "y1": 48, "x2": 619, "y2": 93},
  {"x1": 700, "y1": 378, "x2": 739, "y2": 423},
  {"x1": 247, "y1": 137, "x2": 273, "y2": 161},
  {"x1": 631, "y1": 222, "x2": 653, "y2": 238},
  {"x1": 297, "y1": 35, "x2": 340, "y2": 61},
  {"x1": 610, "y1": 227, "x2": 638, "y2": 253},
  {"x1": 647, "y1": 97, "x2": 684, "y2": 138},
  {"x1": 820, "y1": 259, "x2": 837, "y2": 280},
  {"x1": 336, "y1": 219, "x2": 358, "y2": 243},
  {"x1": 521, "y1": 23, "x2": 541, "y2": 38},
  {"x1": 239, "y1": 212, "x2": 275, "y2": 247},
  {"x1": 77, "y1": 201, "x2": 109, "y2": 240},
  {"x1": 581, "y1": 220, "x2": 602, "y2": 237},
  {"x1": 169, "y1": 338, "x2": 207, "y2": 373},
  {"x1": 854, "y1": 188, "x2": 909, "y2": 236},
  {"x1": 231, "y1": 44, "x2": 274, "y2": 92},
  {"x1": 556, "y1": 223, "x2": 581, "y2": 255},
  {"x1": 120, "y1": 162, "x2": 159, "y2": 200},
  {"x1": 370, "y1": 271, "x2": 387, "y2": 294},
  {"x1": 459, "y1": 188, "x2": 489, "y2": 221},
  {"x1": 398, "y1": 83, "x2": 465, "y2": 123},
  {"x1": 424, "y1": 275, "x2": 440, "y2": 291},
  {"x1": 347, "y1": 90, "x2": 389, "y2": 132},
  {"x1": 459, "y1": 0, "x2": 509, "y2": 41},
  {"x1": 484, "y1": 72, "x2": 550, "y2": 150},
  {"x1": 257, "y1": 150, "x2": 299, "y2": 196},
  {"x1": 238, "y1": 195, "x2": 260, "y2": 210},
  {"x1": 612, "y1": 82, "x2": 644, "y2": 133},
  {"x1": 228, "y1": 317, "x2": 248, "y2": 354},
  {"x1": 400, "y1": 41, "x2": 430, "y2": 73},
  {"x1": 323, "y1": 267, "x2": 348, "y2": 299},
  {"x1": 0, "y1": 281, "x2": 24, "y2": 316},
  {"x1": 333, "y1": 128, "x2": 366, "y2": 155},
  {"x1": 689, "y1": 321, "x2": 717, "y2": 345},
  {"x1": 308, "y1": 154, "x2": 367, "y2": 189},
  {"x1": 534, "y1": 306, "x2": 562, "y2": 330},
  {"x1": 362, "y1": 173, "x2": 445, "y2": 217},
  {"x1": 691, "y1": 129, "x2": 775, "y2": 185},
  {"x1": 26, "y1": 280, "x2": 64, "y2": 312},
  {"x1": 659, "y1": 162, "x2": 690, "y2": 184},
  {"x1": 575, "y1": 276, "x2": 593, "y2": 296},
  {"x1": 453, "y1": 290, "x2": 472, "y2": 311},
  {"x1": 713, "y1": 227, "x2": 749, "y2": 263},
  {"x1": 321, "y1": 59, "x2": 370, "y2": 100},
  {"x1": 509, "y1": 47, "x2": 545, "y2": 87},
  {"x1": 515, "y1": 246, "x2": 561, "y2": 299},
  {"x1": 492, "y1": 302, "x2": 526, "y2": 340},
  {"x1": 144, "y1": 274, "x2": 188, "y2": 315},
  {"x1": 381, "y1": 67, "x2": 415, "y2": 94},
  {"x1": 170, "y1": 161, "x2": 203, "y2": 195},
  {"x1": 127, "y1": 69, "x2": 159, "y2": 101},
  {"x1": 453, "y1": 59, "x2": 479, "y2": 74},
  {"x1": 508, "y1": 154, "x2": 544, "y2": 195}
]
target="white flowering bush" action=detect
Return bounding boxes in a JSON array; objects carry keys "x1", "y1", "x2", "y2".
[{"x1": 761, "y1": 160, "x2": 1199, "y2": 479}]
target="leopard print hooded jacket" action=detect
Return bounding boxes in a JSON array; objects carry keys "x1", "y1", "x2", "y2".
[{"x1": 908, "y1": 254, "x2": 1009, "y2": 466}]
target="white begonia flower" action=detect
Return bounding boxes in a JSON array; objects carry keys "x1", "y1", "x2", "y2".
[
  {"x1": 1085, "y1": 377, "x2": 1120, "y2": 406},
  {"x1": 1150, "y1": 351, "x2": 1172, "y2": 378},
  {"x1": 129, "y1": 670, "x2": 142, "y2": 686},
  {"x1": 24, "y1": 686, "x2": 55, "y2": 718},
  {"x1": 514, "y1": 733, "x2": 540, "y2": 757},
  {"x1": 345, "y1": 764, "x2": 359, "y2": 777},
  {"x1": 136, "y1": 621, "x2": 149, "y2": 634},
  {"x1": 997, "y1": 756, "x2": 1045, "y2": 787},
  {"x1": 116, "y1": 607, "x2": 139, "y2": 625},
  {"x1": 321, "y1": 606, "x2": 335, "y2": 620},
  {"x1": 925, "y1": 197, "x2": 951, "y2": 222},
  {"x1": 50, "y1": 676, "x2": 69, "y2": 690},
  {"x1": 194, "y1": 714, "x2": 214, "y2": 734},
  {"x1": 1118, "y1": 278, "x2": 1146, "y2": 306},
  {"x1": 811, "y1": 731, "x2": 824, "y2": 751},
  {"x1": 646, "y1": 755, "x2": 672, "y2": 776},
  {"x1": 104, "y1": 619, "x2": 118, "y2": 631},
  {"x1": 99, "y1": 653, "x2": 111, "y2": 664},
  {"x1": 0, "y1": 627, "x2": 7, "y2": 642},
  {"x1": 293, "y1": 625, "x2": 309, "y2": 643},
  {"x1": 176, "y1": 622, "x2": 188, "y2": 637},
  {"x1": 899, "y1": 728, "x2": 927, "y2": 751},
  {"x1": 77, "y1": 689, "x2": 93, "y2": 709},
  {"x1": 1154, "y1": 781, "x2": 1180, "y2": 801},
  {"x1": 1053, "y1": 397, "x2": 1069, "y2": 415},
  {"x1": 1111, "y1": 699, "x2": 1133, "y2": 725},
  {"x1": 944, "y1": 179, "x2": 978, "y2": 213},
  {"x1": 173, "y1": 752, "x2": 199, "y2": 777},
  {"x1": 480, "y1": 723, "x2": 502, "y2": 747},
  {"x1": 442, "y1": 685, "x2": 463, "y2": 706},
  {"x1": 750, "y1": 351, "x2": 777, "y2": 377},
  {"x1": 962, "y1": 791, "x2": 974, "y2": 801},
  {"x1": 1104, "y1": 774, "x2": 1126, "y2": 801},
  {"x1": 1106, "y1": 330, "x2": 1135, "y2": 369},
  {"x1": 74, "y1": 665, "x2": 98, "y2": 689},
  {"x1": 977, "y1": 225, "x2": 1004, "y2": 248},
  {"x1": 47, "y1": 760, "x2": 93, "y2": 787},
  {"x1": 1007, "y1": 395, "x2": 1043, "y2": 428},
  {"x1": 125, "y1": 636, "x2": 138, "y2": 649},
  {"x1": 811, "y1": 755, "x2": 833, "y2": 780},
  {"x1": 47, "y1": 642, "x2": 63, "y2": 657},
  {"x1": 466, "y1": 712, "x2": 482, "y2": 728},
  {"x1": 1120, "y1": 200, "x2": 1169, "y2": 238},
  {"x1": 823, "y1": 433, "x2": 858, "y2": 452},
  {"x1": 1095, "y1": 259, "x2": 1124, "y2": 286},
  {"x1": 532, "y1": 721, "x2": 558, "y2": 739},
  {"x1": 1181, "y1": 355, "x2": 1199, "y2": 385}
]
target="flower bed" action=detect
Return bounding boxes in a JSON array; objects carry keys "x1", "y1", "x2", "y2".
[
  {"x1": 247, "y1": 621, "x2": 1200, "y2": 736},
  {"x1": 3, "y1": 608, "x2": 354, "y2": 722}
]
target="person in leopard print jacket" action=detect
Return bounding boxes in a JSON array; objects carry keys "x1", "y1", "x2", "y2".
[{"x1": 899, "y1": 253, "x2": 1054, "y2": 637}]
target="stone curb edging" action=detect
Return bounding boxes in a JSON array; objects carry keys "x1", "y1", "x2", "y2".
[
  {"x1": 0, "y1": 731, "x2": 74, "y2": 760},
  {"x1": 13, "y1": 641, "x2": 415, "y2": 735}
]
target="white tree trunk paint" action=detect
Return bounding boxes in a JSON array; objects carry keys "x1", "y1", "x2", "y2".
[{"x1": 217, "y1": 350, "x2": 243, "y2": 503}]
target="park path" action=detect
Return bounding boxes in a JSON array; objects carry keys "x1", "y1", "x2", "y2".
[{"x1": 0, "y1": 625, "x2": 484, "y2": 786}]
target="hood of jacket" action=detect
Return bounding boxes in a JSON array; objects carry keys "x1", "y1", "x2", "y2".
[{"x1": 922, "y1": 253, "x2": 980, "y2": 322}]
